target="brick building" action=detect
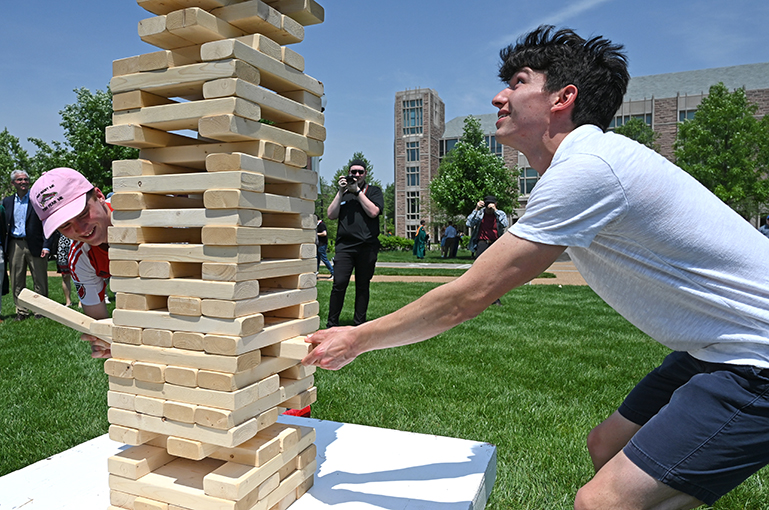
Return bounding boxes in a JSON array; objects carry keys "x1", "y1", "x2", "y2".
[{"x1": 393, "y1": 62, "x2": 769, "y2": 236}]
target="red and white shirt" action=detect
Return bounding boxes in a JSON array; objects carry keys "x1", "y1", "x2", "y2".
[{"x1": 70, "y1": 241, "x2": 111, "y2": 306}]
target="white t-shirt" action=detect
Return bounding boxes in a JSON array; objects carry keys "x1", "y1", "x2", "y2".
[{"x1": 511, "y1": 125, "x2": 769, "y2": 368}]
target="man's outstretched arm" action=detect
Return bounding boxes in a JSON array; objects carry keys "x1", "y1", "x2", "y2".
[{"x1": 302, "y1": 233, "x2": 566, "y2": 370}]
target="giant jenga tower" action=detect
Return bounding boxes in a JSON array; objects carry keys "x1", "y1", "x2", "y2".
[{"x1": 103, "y1": 1, "x2": 324, "y2": 508}]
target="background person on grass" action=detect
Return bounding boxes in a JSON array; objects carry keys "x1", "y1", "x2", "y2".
[
  {"x1": 304, "y1": 25, "x2": 769, "y2": 509},
  {"x1": 413, "y1": 220, "x2": 427, "y2": 259},
  {"x1": 31, "y1": 167, "x2": 112, "y2": 358},
  {"x1": 325, "y1": 158, "x2": 383, "y2": 328}
]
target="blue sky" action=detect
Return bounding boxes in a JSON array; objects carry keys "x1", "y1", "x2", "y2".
[{"x1": 2, "y1": 0, "x2": 768, "y2": 185}]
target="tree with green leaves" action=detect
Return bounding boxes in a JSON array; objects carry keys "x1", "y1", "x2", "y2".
[
  {"x1": 430, "y1": 116, "x2": 519, "y2": 218},
  {"x1": 614, "y1": 117, "x2": 659, "y2": 152},
  {"x1": 0, "y1": 128, "x2": 33, "y2": 197},
  {"x1": 383, "y1": 182, "x2": 395, "y2": 234},
  {"x1": 674, "y1": 83, "x2": 769, "y2": 221}
]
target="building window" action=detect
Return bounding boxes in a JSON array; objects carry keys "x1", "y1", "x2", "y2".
[
  {"x1": 406, "y1": 166, "x2": 420, "y2": 187},
  {"x1": 406, "y1": 191, "x2": 420, "y2": 221},
  {"x1": 439, "y1": 138, "x2": 458, "y2": 159},
  {"x1": 406, "y1": 141, "x2": 420, "y2": 162},
  {"x1": 485, "y1": 135, "x2": 503, "y2": 158},
  {"x1": 679, "y1": 110, "x2": 696, "y2": 122},
  {"x1": 519, "y1": 167, "x2": 539, "y2": 195},
  {"x1": 609, "y1": 113, "x2": 652, "y2": 129},
  {"x1": 403, "y1": 99, "x2": 423, "y2": 135}
]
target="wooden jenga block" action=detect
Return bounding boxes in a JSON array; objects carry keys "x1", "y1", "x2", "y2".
[
  {"x1": 198, "y1": 114, "x2": 324, "y2": 156},
  {"x1": 113, "y1": 55, "x2": 141, "y2": 77},
  {"x1": 164, "y1": 365, "x2": 199, "y2": 387},
  {"x1": 275, "y1": 119, "x2": 325, "y2": 141},
  {"x1": 110, "y1": 60, "x2": 260, "y2": 98},
  {"x1": 109, "y1": 424, "x2": 159, "y2": 446},
  {"x1": 134, "y1": 496, "x2": 169, "y2": 510},
  {"x1": 172, "y1": 331, "x2": 206, "y2": 351},
  {"x1": 200, "y1": 287, "x2": 315, "y2": 319},
  {"x1": 138, "y1": 46, "x2": 201, "y2": 72},
  {"x1": 279, "y1": 362, "x2": 315, "y2": 380},
  {"x1": 201, "y1": 39, "x2": 320, "y2": 95},
  {"x1": 202, "y1": 258, "x2": 315, "y2": 281},
  {"x1": 108, "y1": 390, "x2": 137, "y2": 411},
  {"x1": 282, "y1": 146, "x2": 307, "y2": 168},
  {"x1": 166, "y1": 436, "x2": 219, "y2": 460},
  {"x1": 135, "y1": 395, "x2": 166, "y2": 417},
  {"x1": 261, "y1": 243, "x2": 315, "y2": 259},
  {"x1": 213, "y1": 1, "x2": 304, "y2": 46},
  {"x1": 105, "y1": 358, "x2": 135, "y2": 379},
  {"x1": 260, "y1": 335, "x2": 311, "y2": 359},
  {"x1": 235, "y1": 33, "x2": 281, "y2": 60},
  {"x1": 113, "y1": 97, "x2": 261, "y2": 132},
  {"x1": 281, "y1": 386, "x2": 316, "y2": 409},
  {"x1": 110, "y1": 489, "x2": 137, "y2": 509},
  {"x1": 280, "y1": 45, "x2": 304, "y2": 71},
  {"x1": 112, "y1": 208, "x2": 263, "y2": 228},
  {"x1": 113, "y1": 159, "x2": 196, "y2": 177},
  {"x1": 113, "y1": 90, "x2": 176, "y2": 112},
  {"x1": 260, "y1": 272, "x2": 315, "y2": 290},
  {"x1": 109, "y1": 226, "x2": 202, "y2": 245},
  {"x1": 280, "y1": 89, "x2": 321, "y2": 111},
  {"x1": 142, "y1": 328, "x2": 174, "y2": 347},
  {"x1": 201, "y1": 316, "x2": 317, "y2": 355},
  {"x1": 166, "y1": 8, "x2": 246, "y2": 45},
  {"x1": 267, "y1": 300, "x2": 318, "y2": 319},
  {"x1": 113, "y1": 170, "x2": 264, "y2": 195},
  {"x1": 116, "y1": 293, "x2": 168, "y2": 311},
  {"x1": 108, "y1": 444, "x2": 175, "y2": 480},
  {"x1": 194, "y1": 386, "x2": 280, "y2": 429},
  {"x1": 208, "y1": 430, "x2": 281, "y2": 467},
  {"x1": 203, "y1": 191, "x2": 314, "y2": 215},
  {"x1": 264, "y1": 0, "x2": 324, "y2": 26},
  {"x1": 202, "y1": 78, "x2": 323, "y2": 125},
  {"x1": 111, "y1": 243, "x2": 261, "y2": 264},
  {"x1": 90, "y1": 318, "x2": 115, "y2": 340},
  {"x1": 138, "y1": 15, "x2": 194, "y2": 50},
  {"x1": 133, "y1": 361, "x2": 167, "y2": 383},
  {"x1": 137, "y1": 0, "x2": 239, "y2": 16},
  {"x1": 113, "y1": 325, "x2": 144, "y2": 345},
  {"x1": 111, "y1": 192, "x2": 204, "y2": 211},
  {"x1": 111, "y1": 276, "x2": 260, "y2": 301},
  {"x1": 279, "y1": 376, "x2": 314, "y2": 402},
  {"x1": 197, "y1": 356, "x2": 295, "y2": 391},
  {"x1": 111, "y1": 260, "x2": 140, "y2": 277},
  {"x1": 167, "y1": 295, "x2": 203, "y2": 316},
  {"x1": 113, "y1": 309, "x2": 264, "y2": 337},
  {"x1": 258, "y1": 422, "x2": 298, "y2": 452},
  {"x1": 205, "y1": 152, "x2": 316, "y2": 185},
  {"x1": 110, "y1": 343, "x2": 261, "y2": 373},
  {"x1": 139, "y1": 261, "x2": 201, "y2": 279},
  {"x1": 164, "y1": 400, "x2": 198, "y2": 424},
  {"x1": 107, "y1": 124, "x2": 199, "y2": 149},
  {"x1": 201, "y1": 225, "x2": 314, "y2": 246}
]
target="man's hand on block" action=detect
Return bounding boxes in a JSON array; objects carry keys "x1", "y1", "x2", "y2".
[{"x1": 82, "y1": 333, "x2": 111, "y2": 359}]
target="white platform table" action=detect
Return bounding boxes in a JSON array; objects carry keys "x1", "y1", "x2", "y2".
[{"x1": 0, "y1": 415, "x2": 497, "y2": 510}]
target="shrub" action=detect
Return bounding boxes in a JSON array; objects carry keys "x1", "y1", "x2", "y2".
[{"x1": 378, "y1": 234, "x2": 414, "y2": 251}]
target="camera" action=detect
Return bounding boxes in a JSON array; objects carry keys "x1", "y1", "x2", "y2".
[{"x1": 345, "y1": 174, "x2": 359, "y2": 191}]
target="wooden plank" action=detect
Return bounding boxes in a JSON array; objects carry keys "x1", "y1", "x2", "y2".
[
  {"x1": 164, "y1": 365, "x2": 199, "y2": 387},
  {"x1": 106, "y1": 124, "x2": 199, "y2": 149},
  {"x1": 134, "y1": 496, "x2": 170, "y2": 510},
  {"x1": 202, "y1": 316, "x2": 318, "y2": 355},
  {"x1": 280, "y1": 385, "x2": 315, "y2": 409},
  {"x1": 111, "y1": 276, "x2": 259, "y2": 301},
  {"x1": 201, "y1": 225, "x2": 314, "y2": 245},
  {"x1": 275, "y1": 119, "x2": 325, "y2": 141},
  {"x1": 197, "y1": 356, "x2": 296, "y2": 391},
  {"x1": 116, "y1": 293, "x2": 168, "y2": 311},
  {"x1": 279, "y1": 362, "x2": 315, "y2": 380},
  {"x1": 198, "y1": 114, "x2": 324, "y2": 157},
  {"x1": 203, "y1": 190, "x2": 314, "y2": 214},
  {"x1": 113, "y1": 170, "x2": 264, "y2": 195},
  {"x1": 17, "y1": 289, "x2": 112, "y2": 343},
  {"x1": 211, "y1": 1, "x2": 303, "y2": 45},
  {"x1": 138, "y1": 261, "x2": 201, "y2": 279},
  {"x1": 108, "y1": 389, "x2": 137, "y2": 410},
  {"x1": 110, "y1": 59, "x2": 259, "y2": 98},
  {"x1": 137, "y1": 0, "x2": 247, "y2": 16},
  {"x1": 280, "y1": 89, "x2": 321, "y2": 111},
  {"x1": 108, "y1": 424, "x2": 160, "y2": 446},
  {"x1": 110, "y1": 490, "x2": 137, "y2": 509},
  {"x1": 200, "y1": 287, "x2": 315, "y2": 319},
  {"x1": 260, "y1": 335, "x2": 310, "y2": 359},
  {"x1": 167, "y1": 295, "x2": 202, "y2": 316},
  {"x1": 166, "y1": 436, "x2": 219, "y2": 460},
  {"x1": 108, "y1": 226, "x2": 202, "y2": 244},
  {"x1": 172, "y1": 331, "x2": 206, "y2": 351},
  {"x1": 135, "y1": 394, "x2": 166, "y2": 416},
  {"x1": 166, "y1": 8, "x2": 246, "y2": 45},
  {"x1": 110, "y1": 343, "x2": 261, "y2": 373},
  {"x1": 91, "y1": 318, "x2": 115, "y2": 339},
  {"x1": 138, "y1": 46, "x2": 201, "y2": 72},
  {"x1": 142, "y1": 328, "x2": 174, "y2": 347},
  {"x1": 111, "y1": 260, "x2": 140, "y2": 277},
  {"x1": 112, "y1": 159, "x2": 198, "y2": 177},
  {"x1": 138, "y1": 15, "x2": 194, "y2": 50},
  {"x1": 113, "y1": 90, "x2": 176, "y2": 112},
  {"x1": 282, "y1": 146, "x2": 307, "y2": 168},
  {"x1": 113, "y1": 55, "x2": 141, "y2": 77},
  {"x1": 234, "y1": 33, "x2": 281, "y2": 61},
  {"x1": 202, "y1": 78, "x2": 323, "y2": 125},
  {"x1": 112, "y1": 208, "x2": 262, "y2": 228},
  {"x1": 202, "y1": 258, "x2": 314, "y2": 281},
  {"x1": 165, "y1": 400, "x2": 198, "y2": 423},
  {"x1": 280, "y1": 45, "x2": 304, "y2": 72},
  {"x1": 111, "y1": 192, "x2": 204, "y2": 211},
  {"x1": 113, "y1": 97, "x2": 261, "y2": 132},
  {"x1": 205, "y1": 152, "x2": 316, "y2": 185},
  {"x1": 109, "y1": 374, "x2": 277, "y2": 412},
  {"x1": 140, "y1": 140, "x2": 281, "y2": 170},
  {"x1": 134, "y1": 362, "x2": 167, "y2": 384},
  {"x1": 113, "y1": 309, "x2": 264, "y2": 337},
  {"x1": 110, "y1": 243, "x2": 261, "y2": 264},
  {"x1": 264, "y1": 0, "x2": 324, "y2": 26},
  {"x1": 208, "y1": 429, "x2": 281, "y2": 467},
  {"x1": 105, "y1": 358, "x2": 134, "y2": 379},
  {"x1": 108, "y1": 407, "x2": 270, "y2": 448},
  {"x1": 200, "y1": 39, "x2": 321, "y2": 95},
  {"x1": 113, "y1": 326, "x2": 144, "y2": 345},
  {"x1": 194, "y1": 379, "x2": 280, "y2": 429}
]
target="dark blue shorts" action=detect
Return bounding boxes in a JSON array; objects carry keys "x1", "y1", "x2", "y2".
[{"x1": 619, "y1": 351, "x2": 769, "y2": 505}]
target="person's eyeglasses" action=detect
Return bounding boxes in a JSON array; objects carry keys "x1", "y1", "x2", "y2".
[
  {"x1": 349, "y1": 169, "x2": 365, "y2": 175},
  {"x1": 15, "y1": 178, "x2": 30, "y2": 182}
]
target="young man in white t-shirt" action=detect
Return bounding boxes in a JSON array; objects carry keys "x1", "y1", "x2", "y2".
[
  {"x1": 303, "y1": 26, "x2": 769, "y2": 508},
  {"x1": 31, "y1": 168, "x2": 113, "y2": 358}
]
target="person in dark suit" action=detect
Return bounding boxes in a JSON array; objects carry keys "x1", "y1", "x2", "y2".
[{"x1": 3, "y1": 170, "x2": 53, "y2": 320}]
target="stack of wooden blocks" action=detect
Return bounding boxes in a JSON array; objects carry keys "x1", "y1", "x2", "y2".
[{"x1": 103, "y1": 1, "x2": 325, "y2": 508}]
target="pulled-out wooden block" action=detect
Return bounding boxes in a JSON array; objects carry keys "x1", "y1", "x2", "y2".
[
  {"x1": 202, "y1": 316, "x2": 318, "y2": 355},
  {"x1": 260, "y1": 335, "x2": 312, "y2": 359}
]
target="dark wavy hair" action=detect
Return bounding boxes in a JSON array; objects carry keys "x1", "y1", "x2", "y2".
[{"x1": 498, "y1": 26, "x2": 629, "y2": 131}]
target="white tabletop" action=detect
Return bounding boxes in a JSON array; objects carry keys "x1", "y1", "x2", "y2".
[{"x1": 0, "y1": 415, "x2": 496, "y2": 510}]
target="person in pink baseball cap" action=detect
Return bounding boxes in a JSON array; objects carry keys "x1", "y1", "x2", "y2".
[{"x1": 31, "y1": 168, "x2": 113, "y2": 358}]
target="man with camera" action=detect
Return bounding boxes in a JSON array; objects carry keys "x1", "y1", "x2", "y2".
[
  {"x1": 325, "y1": 158, "x2": 384, "y2": 328},
  {"x1": 466, "y1": 195, "x2": 509, "y2": 258}
]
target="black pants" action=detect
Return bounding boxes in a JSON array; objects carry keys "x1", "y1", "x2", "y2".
[{"x1": 327, "y1": 244, "x2": 378, "y2": 327}]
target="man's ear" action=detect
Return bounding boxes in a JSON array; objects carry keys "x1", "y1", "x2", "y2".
[{"x1": 552, "y1": 84, "x2": 578, "y2": 113}]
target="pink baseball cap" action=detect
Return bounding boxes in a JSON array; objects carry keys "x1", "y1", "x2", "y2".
[{"x1": 31, "y1": 168, "x2": 95, "y2": 238}]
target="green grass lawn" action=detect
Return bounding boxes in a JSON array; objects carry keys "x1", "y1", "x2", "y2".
[{"x1": 2, "y1": 276, "x2": 768, "y2": 508}]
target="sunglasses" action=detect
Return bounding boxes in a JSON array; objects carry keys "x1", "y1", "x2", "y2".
[{"x1": 349, "y1": 169, "x2": 365, "y2": 175}]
